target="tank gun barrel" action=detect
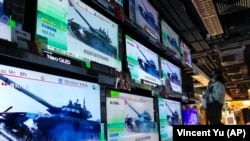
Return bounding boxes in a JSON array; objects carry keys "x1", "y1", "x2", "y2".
[
  {"x1": 69, "y1": 0, "x2": 95, "y2": 32},
  {"x1": 0, "y1": 75, "x2": 56, "y2": 110},
  {"x1": 124, "y1": 100, "x2": 141, "y2": 116}
]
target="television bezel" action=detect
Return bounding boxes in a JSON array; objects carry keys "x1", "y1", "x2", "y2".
[
  {"x1": 160, "y1": 57, "x2": 182, "y2": 95},
  {"x1": 35, "y1": 0, "x2": 122, "y2": 71},
  {"x1": 105, "y1": 88, "x2": 159, "y2": 141},
  {"x1": 125, "y1": 34, "x2": 161, "y2": 86},
  {"x1": 161, "y1": 19, "x2": 180, "y2": 59}
]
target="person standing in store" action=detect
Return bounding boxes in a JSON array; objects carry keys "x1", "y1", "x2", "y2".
[{"x1": 204, "y1": 69, "x2": 226, "y2": 125}]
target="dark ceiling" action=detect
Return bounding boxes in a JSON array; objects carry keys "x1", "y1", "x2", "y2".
[{"x1": 149, "y1": 0, "x2": 250, "y2": 100}]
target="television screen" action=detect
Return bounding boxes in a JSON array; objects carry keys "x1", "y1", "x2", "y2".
[
  {"x1": 92, "y1": 0, "x2": 124, "y2": 22},
  {"x1": 161, "y1": 19, "x2": 180, "y2": 59},
  {"x1": 181, "y1": 104, "x2": 199, "y2": 125},
  {"x1": 36, "y1": 0, "x2": 121, "y2": 71},
  {"x1": 158, "y1": 98, "x2": 182, "y2": 141},
  {"x1": 0, "y1": 64, "x2": 102, "y2": 140},
  {"x1": 106, "y1": 90, "x2": 159, "y2": 141},
  {"x1": 0, "y1": 0, "x2": 11, "y2": 41},
  {"x1": 125, "y1": 35, "x2": 161, "y2": 85},
  {"x1": 161, "y1": 58, "x2": 182, "y2": 95},
  {"x1": 180, "y1": 40, "x2": 192, "y2": 67},
  {"x1": 129, "y1": 0, "x2": 160, "y2": 40}
]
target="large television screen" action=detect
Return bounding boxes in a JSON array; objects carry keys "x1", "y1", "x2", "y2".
[
  {"x1": 36, "y1": 0, "x2": 121, "y2": 71},
  {"x1": 158, "y1": 98, "x2": 182, "y2": 141},
  {"x1": 181, "y1": 104, "x2": 199, "y2": 125},
  {"x1": 161, "y1": 19, "x2": 180, "y2": 59},
  {"x1": 0, "y1": 0, "x2": 11, "y2": 41},
  {"x1": 129, "y1": 0, "x2": 160, "y2": 40},
  {"x1": 0, "y1": 64, "x2": 102, "y2": 140},
  {"x1": 180, "y1": 40, "x2": 192, "y2": 67},
  {"x1": 161, "y1": 58, "x2": 182, "y2": 95},
  {"x1": 125, "y1": 35, "x2": 161, "y2": 85},
  {"x1": 106, "y1": 90, "x2": 159, "y2": 141}
]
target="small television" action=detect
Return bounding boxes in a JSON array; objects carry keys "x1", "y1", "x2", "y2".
[
  {"x1": 161, "y1": 19, "x2": 180, "y2": 59},
  {"x1": 181, "y1": 104, "x2": 199, "y2": 125},
  {"x1": 129, "y1": 0, "x2": 160, "y2": 41},
  {"x1": 0, "y1": 0, "x2": 11, "y2": 41},
  {"x1": 106, "y1": 90, "x2": 159, "y2": 141},
  {"x1": 158, "y1": 98, "x2": 182, "y2": 141},
  {"x1": 125, "y1": 35, "x2": 161, "y2": 86},
  {"x1": 180, "y1": 40, "x2": 192, "y2": 67},
  {"x1": 92, "y1": 0, "x2": 124, "y2": 22},
  {"x1": 160, "y1": 58, "x2": 182, "y2": 95},
  {"x1": 36, "y1": 0, "x2": 121, "y2": 71},
  {"x1": 0, "y1": 63, "x2": 102, "y2": 140}
]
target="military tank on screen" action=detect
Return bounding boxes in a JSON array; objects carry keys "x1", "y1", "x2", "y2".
[
  {"x1": 124, "y1": 99, "x2": 155, "y2": 133},
  {"x1": 0, "y1": 75, "x2": 100, "y2": 141},
  {"x1": 68, "y1": 0, "x2": 117, "y2": 59}
]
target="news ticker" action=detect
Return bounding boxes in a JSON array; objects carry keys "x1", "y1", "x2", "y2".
[{"x1": 173, "y1": 125, "x2": 250, "y2": 140}]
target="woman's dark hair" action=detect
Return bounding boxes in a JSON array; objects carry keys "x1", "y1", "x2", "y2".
[{"x1": 213, "y1": 69, "x2": 225, "y2": 84}]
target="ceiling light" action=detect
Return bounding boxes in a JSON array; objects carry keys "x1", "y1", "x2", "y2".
[{"x1": 192, "y1": 0, "x2": 224, "y2": 36}]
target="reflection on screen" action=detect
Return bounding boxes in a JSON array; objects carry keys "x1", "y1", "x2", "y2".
[
  {"x1": 0, "y1": 64, "x2": 101, "y2": 141},
  {"x1": 106, "y1": 90, "x2": 159, "y2": 141}
]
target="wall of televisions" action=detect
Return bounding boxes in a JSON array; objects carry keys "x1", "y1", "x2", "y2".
[{"x1": 0, "y1": 0, "x2": 203, "y2": 140}]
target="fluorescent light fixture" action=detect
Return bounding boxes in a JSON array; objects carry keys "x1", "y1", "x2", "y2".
[{"x1": 192, "y1": 0, "x2": 224, "y2": 36}]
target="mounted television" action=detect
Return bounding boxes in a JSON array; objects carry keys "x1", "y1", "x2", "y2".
[
  {"x1": 161, "y1": 58, "x2": 182, "y2": 95},
  {"x1": 181, "y1": 104, "x2": 199, "y2": 125},
  {"x1": 161, "y1": 19, "x2": 180, "y2": 59},
  {"x1": 0, "y1": 63, "x2": 102, "y2": 140},
  {"x1": 92, "y1": 0, "x2": 124, "y2": 22},
  {"x1": 125, "y1": 35, "x2": 161, "y2": 86},
  {"x1": 129, "y1": 0, "x2": 160, "y2": 40},
  {"x1": 0, "y1": 0, "x2": 11, "y2": 41},
  {"x1": 158, "y1": 98, "x2": 182, "y2": 141},
  {"x1": 106, "y1": 90, "x2": 159, "y2": 141},
  {"x1": 180, "y1": 40, "x2": 192, "y2": 67},
  {"x1": 36, "y1": 0, "x2": 121, "y2": 71}
]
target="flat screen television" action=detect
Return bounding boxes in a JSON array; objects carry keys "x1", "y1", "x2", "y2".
[
  {"x1": 125, "y1": 35, "x2": 161, "y2": 86},
  {"x1": 160, "y1": 57, "x2": 182, "y2": 95},
  {"x1": 180, "y1": 40, "x2": 192, "y2": 67},
  {"x1": 106, "y1": 90, "x2": 159, "y2": 141},
  {"x1": 158, "y1": 98, "x2": 182, "y2": 141},
  {"x1": 36, "y1": 0, "x2": 121, "y2": 71},
  {"x1": 0, "y1": 0, "x2": 11, "y2": 41},
  {"x1": 161, "y1": 19, "x2": 180, "y2": 59},
  {"x1": 181, "y1": 104, "x2": 199, "y2": 125},
  {"x1": 0, "y1": 63, "x2": 102, "y2": 140},
  {"x1": 129, "y1": 0, "x2": 160, "y2": 41},
  {"x1": 92, "y1": 0, "x2": 124, "y2": 22}
]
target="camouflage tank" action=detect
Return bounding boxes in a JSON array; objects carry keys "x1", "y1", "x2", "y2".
[
  {"x1": 0, "y1": 75, "x2": 100, "y2": 141},
  {"x1": 68, "y1": 0, "x2": 117, "y2": 59},
  {"x1": 124, "y1": 99, "x2": 156, "y2": 133}
]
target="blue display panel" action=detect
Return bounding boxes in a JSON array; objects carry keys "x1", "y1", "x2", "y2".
[
  {"x1": 161, "y1": 19, "x2": 180, "y2": 59},
  {"x1": 0, "y1": 63, "x2": 102, "y2": 140},
  {"x1": 161, "y1": 58, "x2": 182, "y2": 95},
  {"x1": 126, "y1": 35, "x2": 161, "y2": 86}
]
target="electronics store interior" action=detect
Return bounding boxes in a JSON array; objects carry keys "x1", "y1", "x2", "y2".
[{"x1": 1, "y1": 0, "x2": 250, "y2": 141}]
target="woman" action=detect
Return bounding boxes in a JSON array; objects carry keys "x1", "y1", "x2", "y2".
[{"x1": 204, "y1": 69, "x2": 226, "y2": 125}]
